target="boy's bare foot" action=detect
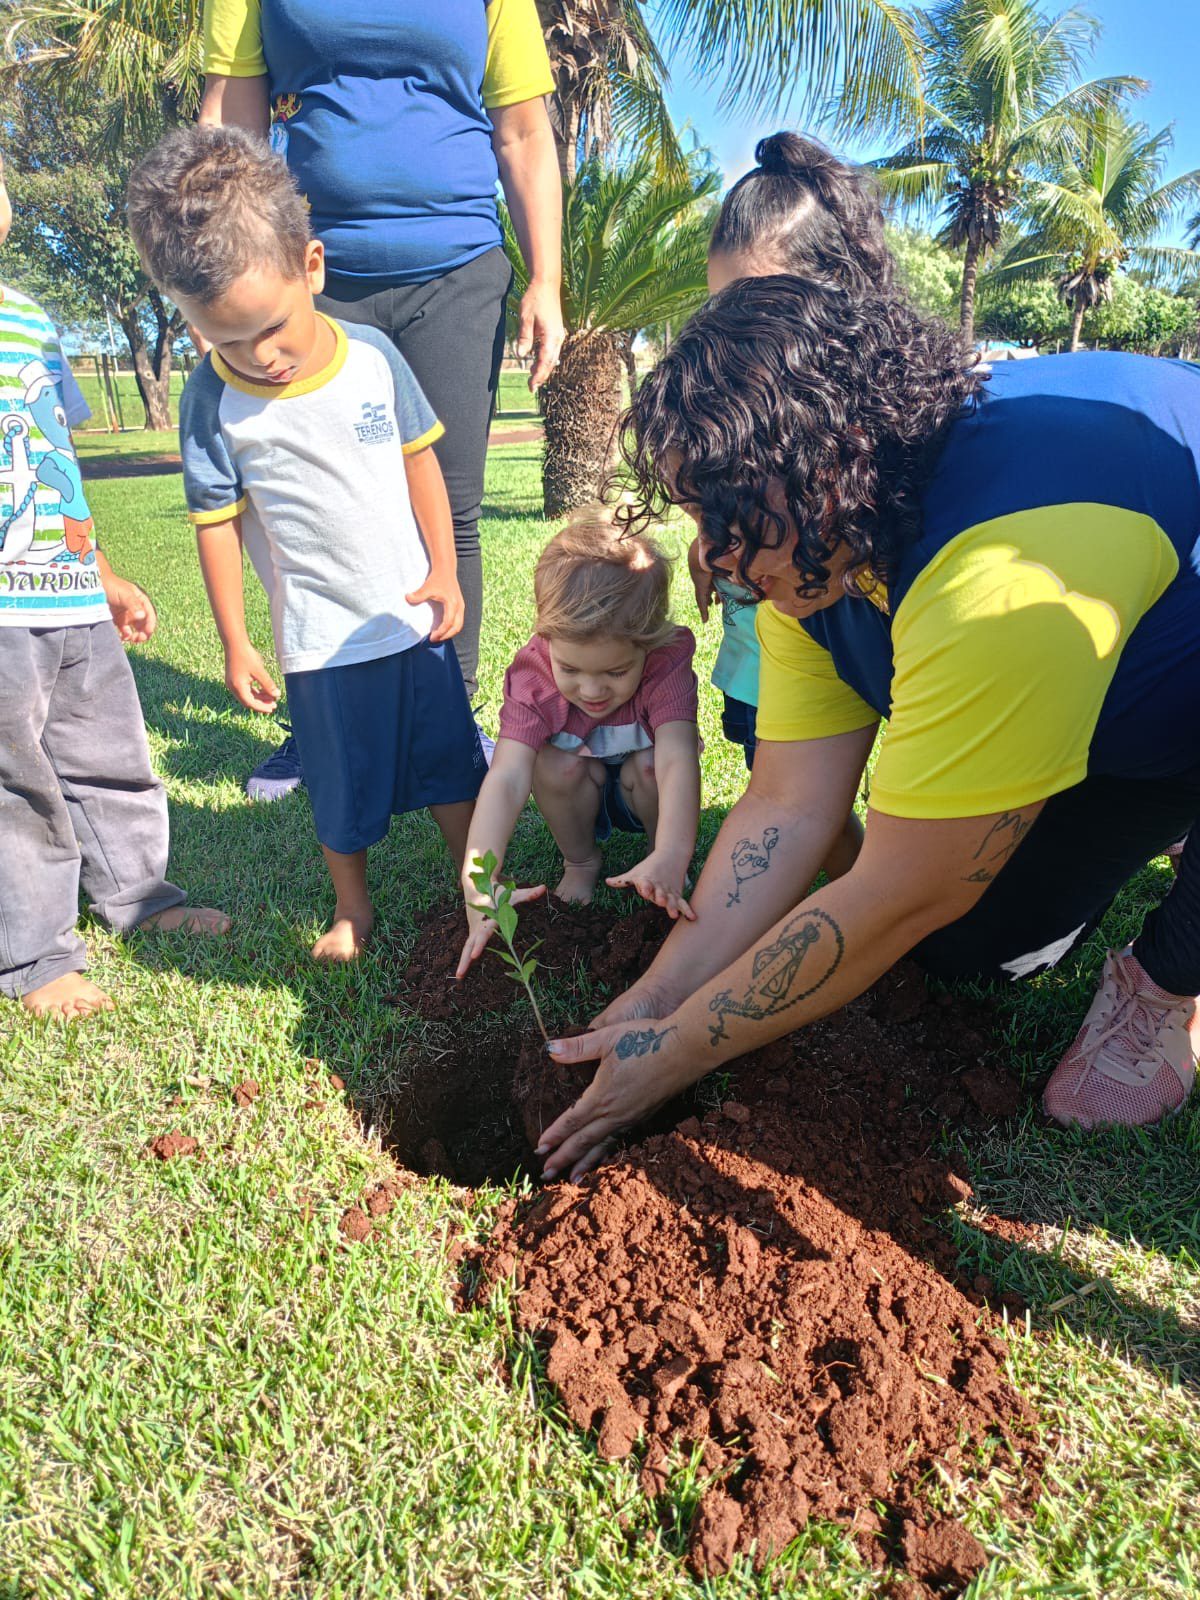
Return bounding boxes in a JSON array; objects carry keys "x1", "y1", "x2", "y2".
[
  {"x1": 312, "y1": 908, "x2": 373, "y2": 962},
  {"x1": 554, "y1": 850, "x2": 604, "y2": 905},
  {"x1": 22, "y1": 973, "x2": 114, "y2": 1020},
  {"x1": 140, "y1": 906, "x2": 232, "y2": 935}
]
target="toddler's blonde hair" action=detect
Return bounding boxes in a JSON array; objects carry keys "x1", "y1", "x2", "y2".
[{"x1": 534, "y1": 519, "x2": 676, "y2": 651}]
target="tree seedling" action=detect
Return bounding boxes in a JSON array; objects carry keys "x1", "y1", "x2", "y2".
[{"x1": 468, "y1": 851, "x2": 549, "y2": 1042}]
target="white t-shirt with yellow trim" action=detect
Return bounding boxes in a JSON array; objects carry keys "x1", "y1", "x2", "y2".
[{"x1": 179, "y1": 316, "x2": 445, "y2": 675}]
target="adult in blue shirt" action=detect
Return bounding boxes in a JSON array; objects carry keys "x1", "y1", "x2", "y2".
[{"x1": 200, "y1": 0, "x2": 564, "y2": 795}]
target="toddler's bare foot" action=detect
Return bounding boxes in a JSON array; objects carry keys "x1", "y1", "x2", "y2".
[
  {"x1": 554, "y1": 851, "x2": 604, "y2": 905},
  {"x1": 312, "y1": 908, "x2": 373, "y2": 963},
  {"x1": 22, "y1": 973, "x2": 114, "y2": 1020},
  {"x1": 141, "y1": 906, "x2": 231, "y2": 936}
]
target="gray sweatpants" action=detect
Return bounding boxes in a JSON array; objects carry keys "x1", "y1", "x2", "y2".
[{"x1": 0, "y1": 621, "x2": 185, "y2": 998}]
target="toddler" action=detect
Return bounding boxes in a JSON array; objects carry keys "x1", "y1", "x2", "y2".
[
  {"x1": 127, "y1": 126, "x2": 484, "y2": 961},
  {"x1": 458, "y1": 522, "x2": 700, "y2": 976},
  {"x1": 0, "y1": 150, "x2": 226, "y2": 1020}
]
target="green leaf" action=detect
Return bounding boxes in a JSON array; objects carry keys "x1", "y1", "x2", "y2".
[{"x1": 496, "y1": 904, "x2": 518, "y2": 943}]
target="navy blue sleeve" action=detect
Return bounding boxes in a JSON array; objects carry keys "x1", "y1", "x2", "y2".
[{"x1": 179, "y1": 359, "x2": 244, "y2": 523}]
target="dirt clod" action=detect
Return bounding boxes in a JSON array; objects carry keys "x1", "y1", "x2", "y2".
[
  {"x1": 338, "y1": 1206, "x2": 372, "y2": 1242},
  {"x1": 232, "y1": 1078, "x2": 260, "y2": 1108},
  {"x1": 145, "y1": 1131, "x2": 198, "y2": 1161}
]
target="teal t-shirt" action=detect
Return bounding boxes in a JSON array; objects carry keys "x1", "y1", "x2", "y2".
[{"x1": 711, "y1": 579, "x2": 760, "y2": 706}]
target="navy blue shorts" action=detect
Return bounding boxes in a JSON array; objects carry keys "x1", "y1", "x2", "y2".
[
  {"x1": 594, "y1": 758, "x2": 646, "y2": 843},
  {"x1": 721, "y1": 694, "x2": 758, "y2": 771},
  {"x1": 285, "y1": 638, "x2": 485, "y2": 854}
]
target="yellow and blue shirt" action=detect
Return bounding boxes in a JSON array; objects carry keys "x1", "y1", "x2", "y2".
[
  {"x1": 202, "y1": 0, "x2": 554, "y2": 286},
  {"x1": 756, "y1": 351, "x2": 1200, "y2": 819}
]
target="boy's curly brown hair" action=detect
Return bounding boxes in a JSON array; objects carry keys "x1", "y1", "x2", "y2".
[{"x1": 127, "y1": 125, "x2": 311, "y2": 304}]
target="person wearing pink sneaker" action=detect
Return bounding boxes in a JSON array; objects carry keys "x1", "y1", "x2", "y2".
[
  {"x1": 524, "y1": 264, "x2": 1200, "y2": 1179},
  {"x1": 1042, "y1": 947, "x2": 1195, "y2": 1130}
]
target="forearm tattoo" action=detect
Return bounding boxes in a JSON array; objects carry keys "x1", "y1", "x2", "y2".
[
  {"x1": 728, "y1": 826, "x2": 780, "y2": 906},
  {"x1": 614, "y1": 1026, "x2": 678, "y2": 1060},
  {"x1": 962, "y1": 810, "x2": 1034, "y2": 884},
  {"x1": 708, "y1": 907, "x2": 844, "y2": 1045}
]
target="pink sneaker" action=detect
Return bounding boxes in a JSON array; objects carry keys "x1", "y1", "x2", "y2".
[{"x1": 1042, "y1": 947, "x2": 1197, "y2": 1129}]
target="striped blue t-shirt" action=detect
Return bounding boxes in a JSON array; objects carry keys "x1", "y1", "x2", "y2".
[{"x1": 0, "y1": 284, "x2": 107, "y2": 627}]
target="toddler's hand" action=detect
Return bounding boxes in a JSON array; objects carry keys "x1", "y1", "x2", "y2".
[
  {"x1": 106, "y1": 578, "x2": 158, "y2": 644},
  {"x1": 688, "y1": 536, "x2": 714, "y2": 623},
  {"x1": 607, "y1": 851, "x2": 696, "y2": 922},
  {"x1": 225, "y1": 643, "x2": 280, "y2": 713},
  {"x1": 407, "y1": 569, "x2": 465, "y2": 643},
  {"x1": 456, "y1": 884, "x2": 547, "y2": 980}
]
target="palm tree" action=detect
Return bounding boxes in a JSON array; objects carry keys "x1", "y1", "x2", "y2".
[
  {"x1": 874, "y1": 0, "x2": 1139, "y2": 344},
  {"x1": 506, "y1": 154, "x2": 718, "y2": 515},
  {"x1": 8, "y1": 0, "x2": 922, "y2": 179},
  {"x1": 3, "y1": 0, "x2": 200, "y2": 142},
  {"x1": 536, "y1": 0, "x2": 923, "y2": 179},
  {"x1": 998, "y1": 107, "x2": 1200, "y2": 350}
]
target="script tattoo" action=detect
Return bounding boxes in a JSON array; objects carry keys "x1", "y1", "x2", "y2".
[
  {"x1": 962, "y1": 810, "x2": 1034, "y2": 884},
  {"x1": 614, "y1": 1026, "x2": 678, "y2": 1060},
  {"x1": 727, "y1": 826, "x2": 781, "y2": 906},
  {"x1": 708, "y1": 907, "x2": 845, "y2": 1045}
]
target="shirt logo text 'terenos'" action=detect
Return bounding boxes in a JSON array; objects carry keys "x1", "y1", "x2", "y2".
[{"x1": 354, "y1": 401, "x2": 395, "y2": 444}]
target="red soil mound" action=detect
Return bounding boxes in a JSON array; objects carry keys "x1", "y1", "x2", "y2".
[{"x1": 389, "y1": 905, "x2": 1039, "y2": 1591}]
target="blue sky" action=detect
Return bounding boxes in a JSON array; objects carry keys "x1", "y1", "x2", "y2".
[{"x1": 660, "y1": 0, "x2": 1200, "y2": 233}]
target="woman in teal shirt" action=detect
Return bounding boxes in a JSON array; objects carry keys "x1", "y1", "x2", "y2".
[{"x1": 200, "y1": 0, "x2": 564, "y2": 790}]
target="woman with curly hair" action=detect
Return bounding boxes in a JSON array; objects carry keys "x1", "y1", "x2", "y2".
[{"x1": 537, "y1": 273, "x2": 1200, "y2": 1178}]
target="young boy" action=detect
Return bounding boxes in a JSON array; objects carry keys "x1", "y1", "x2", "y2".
[
  {"x1": 0, "y1": 154, "x2": 228, "y2": 1021},
  {"x1": 127, "y1": 126, "x2": 485, "y2": 961}
]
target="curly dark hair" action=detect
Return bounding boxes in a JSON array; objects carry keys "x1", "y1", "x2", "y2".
[
  {"x1": 710, "y1": 131, "x2": 894, "y2": 293},
  {"x1": 618, "y1": 276, "x2": 982, "y2": 596}
]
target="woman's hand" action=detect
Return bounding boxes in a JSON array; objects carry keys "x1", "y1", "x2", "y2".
[
  {"x1": 456, "y1": 883, "x2": 547, "y2": 980},
  {"x1": 606, "y1": 850, "x2": 696, "y2": 921},
  {"x1": 519, "y1": 279, "x2": 565, "y2": 390},
  {"x1": 688, "y1": 535, "x2": 714, "y2": 623},
  {"x1": 537, "y1": 1019, "x2": 697, "y2": 1180},
  {"x1": 407, "y1": 567, "x2": 465, "y2": 642},
  {"x1": 224, "y1": 642, "x2": 280, "y2": 713},
  {"x1": 589, "y1": 973, "x2": 685, "y2": 1031}
]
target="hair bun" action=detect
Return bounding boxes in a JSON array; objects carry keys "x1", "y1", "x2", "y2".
[{"x1": 755, "y1": 131, "x2": 835, "y2": 182}]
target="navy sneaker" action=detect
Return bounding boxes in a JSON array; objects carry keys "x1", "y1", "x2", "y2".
[{"x1": 247, "y1": 727, "x2": 304, "y2": 801}]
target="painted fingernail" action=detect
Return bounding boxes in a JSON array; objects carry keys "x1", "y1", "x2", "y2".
[
  {"x1": 545, "y1": 1041, "x2": 562, "y2": 1056},
  {"x1": 534, "y1": 1143, "x2": 549, "y2": 1155}
]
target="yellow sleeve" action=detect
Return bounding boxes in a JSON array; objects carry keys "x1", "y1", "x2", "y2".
[
  {"x1": 202, "y1": 0, "x2": 265, "y2": 77},
  {"x1": 483, "y1": 0, "x2": 555, "y2": 109},
  {"x1": 754, "y1": 601, "x2": 879, "y2": 743},
  {"x1": 871, "y1": 506, "x2": 1179, "y2": 819}
]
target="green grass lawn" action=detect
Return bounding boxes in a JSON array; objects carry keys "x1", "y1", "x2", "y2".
[{"x1": 1, "y1": 443, "x2": 1197, "y2": 1598}]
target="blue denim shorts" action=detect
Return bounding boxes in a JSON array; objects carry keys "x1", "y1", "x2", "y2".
[{"x1": 594, "y1": 759, "x2": 646, "y2": 842}]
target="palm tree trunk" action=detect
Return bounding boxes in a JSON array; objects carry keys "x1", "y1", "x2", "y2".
[
  {"x1": 540, "y1": 329, "x2": 623, "y2": 517},
  {"x1": 557, "y1": 101, "x2": 580, "y2": 185},
  {"x1": 959, "y1": 240, "x2": 982, "y2": 347},
  {"x1": 622, "y1": 332, "x2": 638, "y2": 404},
  {"x1": 1068, "y1": 299, "x2": 1087, "y2": 353}
]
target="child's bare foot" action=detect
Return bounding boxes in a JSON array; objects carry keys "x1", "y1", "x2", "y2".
[
  {"x1": 554, "y1": 850, "x2": 604, "y2": 905},
  {"x1": 22, "y1": 973, "x2": 114, "y2": 1020},
  {"x1": 140, "y1": 906, "x2": 232, "y2": 935},
  {"x1": 312, "y1": 907, "x2": 373, "y2": 962}
]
